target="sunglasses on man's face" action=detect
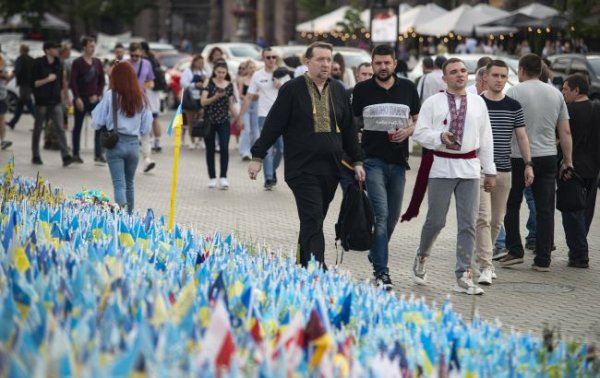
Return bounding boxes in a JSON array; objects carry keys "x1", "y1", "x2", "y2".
[
  {"x1": 264, "y1": 56, "x2": 277, "y2": 60},
  {"x1": 130, "y1": 54, "x2": 141, "y2": 58}
]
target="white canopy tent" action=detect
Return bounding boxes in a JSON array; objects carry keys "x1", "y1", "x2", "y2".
[
  {"x1": 296, "y1": 6, "x2": 354, "y2": 33},
  {"x1": 0, "y1": 13, "x2": 70, "y2": 31},
  {"x1": 512, "y1": 2, "x2": 559, "y2": 19},
  {"x1": 398, "y1": 3, "x2": 447, "y2": 34},
  {"x1": 416, "y1": 4, "x2": 509, "y2": 36}
]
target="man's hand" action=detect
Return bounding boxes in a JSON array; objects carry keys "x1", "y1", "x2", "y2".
[
  {"x1": 483, "y1": 175, "x2": 496, "y2": 193},
  {"x1": 354, "y1": 165, "x2": 366, "y2": 182},
  {"x1": 89, "y1": 95, "x2": 99, "y2": 104},
  {"x1": 524, "y1": 166, "x2": 534, "y2": 187},
  {"x1": 75, "y1": 98, "x2": 84, "y2": 112},
  {"x1": 392, "y1": 127, "x2": 411, "y2": 143},
  {"x1": 559, "y1": 163, "x2": 574, "y2": 181},
  {"x1": 248, "y1": 160, "x2": 262, "y2": 180},
  {"x1": 441, "y1": 131, "x2": 456, "y2": 148},
  {"x1": 47, "y1": 73, "x2": 57, "y2": 82}
]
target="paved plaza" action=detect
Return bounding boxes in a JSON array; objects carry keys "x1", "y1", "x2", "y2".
[{"x1": 2, "y1": 111, "x2": 599, "y2": 343}]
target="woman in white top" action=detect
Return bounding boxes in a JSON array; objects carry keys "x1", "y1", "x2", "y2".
[
  {"x1": 91, "y1": 62, "x2": 152, "y2": 213},
  {"x1": 181, "y1": 55, "x2": 208, "y2": 148},
  {"x1": 0, "y1": 54, "x2": 13, "y2": 150}
]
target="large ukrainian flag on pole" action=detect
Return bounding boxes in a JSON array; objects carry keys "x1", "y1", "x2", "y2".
[{"x1": 167, "y1": 102, "x2": 184, "y2": 231}]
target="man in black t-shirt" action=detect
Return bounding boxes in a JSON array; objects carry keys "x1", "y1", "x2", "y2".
[
  {"x1": 560, "y1": 73, "x2": 600, "y2": 268},
  {"x1": 475, "y1": 59, "x2": 533, "y2": 285},
  {"x1": 31, "y1": 42, "x2": 73, "y2": 167},
  {"x1": 352, "y1": 44, "x2": 420, "y2": 290}
]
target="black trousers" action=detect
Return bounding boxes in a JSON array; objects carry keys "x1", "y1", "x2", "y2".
[
  {"x1": 287, "y1": 173, "x2": 339, "y2": 269},
  {"x1": 561, "y1": 177, "x2": 599, "y2": 263},
  {"x1": 505, "y1": 156, "x2": 557, "y2": 267}
]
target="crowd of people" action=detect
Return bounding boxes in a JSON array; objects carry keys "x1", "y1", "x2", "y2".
[
  {"x1": 247, "y1": 42, "x2": 598, "y2": 295},
  {"x1": 0, "y1": 38, "x2": 598, "y2": 294}
]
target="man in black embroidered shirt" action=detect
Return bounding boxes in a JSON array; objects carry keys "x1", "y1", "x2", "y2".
[
  {"x1": 352, "y1": 44, "x2": 420, "y2": 290},
  {"x1": 248, "y1": 42, "x2": 365, "y2": 268}
]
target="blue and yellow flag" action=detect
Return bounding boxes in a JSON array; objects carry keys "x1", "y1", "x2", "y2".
[{"x1": 167, "y1": 104, "x2": 183, "y2": 136}]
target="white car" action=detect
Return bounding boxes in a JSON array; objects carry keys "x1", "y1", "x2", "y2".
[
  {"x1": 200, "y1": 42, "x2": 262, "y2": 65},
  {"x1": 408, "y1": 54, "x2": 519, "y2": 92}
]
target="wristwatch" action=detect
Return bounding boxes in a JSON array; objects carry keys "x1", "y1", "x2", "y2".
[{"x1": 524, "y1": 161, "x2": 533, "y2": 168}]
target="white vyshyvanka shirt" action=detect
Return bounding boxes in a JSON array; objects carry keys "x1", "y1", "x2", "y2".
[{"x1": 413, "y1": 91, "x2": 496, "y2": 179}]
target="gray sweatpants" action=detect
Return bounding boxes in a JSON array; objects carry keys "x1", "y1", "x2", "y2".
[{"x1": 417, "y1": 178, "x2": 480, "y2": 278}]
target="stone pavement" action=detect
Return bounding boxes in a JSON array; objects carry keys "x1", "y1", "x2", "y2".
[{"x1": 2, "y1": 111, "x2": 599, "y2": 343}]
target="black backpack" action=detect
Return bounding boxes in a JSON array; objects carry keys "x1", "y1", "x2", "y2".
[
  {"x1": 335, "y1": 183, "x2": 375, "y2": 253},
  {"x1": 151, "y1": 59, "x2": 168, "y2": 91}
]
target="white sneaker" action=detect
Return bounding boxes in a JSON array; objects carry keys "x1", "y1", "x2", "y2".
[
  {"x1": 478, "y1": 267, "x2": 493, "y2": 285},
  {"x1": 454, "y1": 271, "x2": 484, "y2": 295},
  {"x1": 412, "y1": 255, "x2": 427, "y2": 285},
  {"x1": 208, "y1": 179, "x2": 217, "y2": 188},
  {"x1": 219, "y1": 177, "x2": 229, "y2": 190}
]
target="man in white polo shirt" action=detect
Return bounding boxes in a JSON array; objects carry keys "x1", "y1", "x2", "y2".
[{"x1": 238, "y1": 47, "x2": 289, "y2": 190}]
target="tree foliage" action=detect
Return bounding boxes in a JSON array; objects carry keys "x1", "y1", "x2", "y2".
[
  {"x1": 336, "y1": 7, "x2": 365, "y2": 34},
  {"x1": 299, "y1": 0, "x2": 336, "y2": 19},
  {"x1": 565, "y1": 0, "x2": 600, "y2": 38}
]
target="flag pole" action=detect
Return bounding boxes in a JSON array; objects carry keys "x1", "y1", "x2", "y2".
[{"x1": 168, "y1": 93, "x2": 185, "y2": 231}]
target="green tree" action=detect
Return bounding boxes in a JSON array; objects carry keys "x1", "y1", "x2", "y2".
[
  {"x1": 564, "y1": 0, "x2": 600, "y2": 38},
  {"x1": 299, "y1": 0, "x2": 336, "y2": 18},
  {"x1": 0, "y1": 0, "x2": 63, "y2": 31},
  {"x1": 335, "y1": 7, "x2": 364, "y2": 34}
]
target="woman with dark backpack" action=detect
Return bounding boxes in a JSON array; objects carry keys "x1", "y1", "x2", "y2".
[{"x1": 181, "y1": 55, "x2": 208, "y2": 149}]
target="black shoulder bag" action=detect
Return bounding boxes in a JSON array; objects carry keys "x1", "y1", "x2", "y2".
[{"x1": 99, "y1": 91, "x2": 119, "y2": 149}]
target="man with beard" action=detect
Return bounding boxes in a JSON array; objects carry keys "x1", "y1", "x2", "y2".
[
  {"x1": 248, "y1": 42, "x2": 365, "y2": 269},
  {"x1": 407, "y1": 58, "x2": 496, "y2": 295},
  {"x1": 351, "y1": 44, "x2": 420, "y2": 290},
  {"x1": 331, "y1": 61, "x2": 346, "y2": 87}
]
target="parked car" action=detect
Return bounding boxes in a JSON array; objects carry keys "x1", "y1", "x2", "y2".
[
  {"x1": 271, "y1": 45, "x2": 370, "y2": 69},
  {"x1": 548, "y1": 54, "x2": 600, "y2": 100},
  {"x1": 408, "y1": 54, "x2": 518, "y2": 93},
  {"x1": 200, "y1": 42, "x2": 262, "y2": 64}
]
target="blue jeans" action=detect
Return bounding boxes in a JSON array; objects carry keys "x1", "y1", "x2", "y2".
[
  {"x1": 524, "y1": 186, "x2": 536, "y2": 242},
  {"x1": 239, "y1": 100, "x2": 259, "y2": 157},
  {"x1": 495, "y1": 225, "x2": 506, "y2": 249},
  {"x1": 106, "y1": 134, "x2": 139, "y2": 213},
  {"x1": 204, "y1": 120, "x2": 230, "y2": 178},
  {"x1": 258, "y1": 116, "x2": 283, "y2": 181},
  {"x1": 73, "y1": 98, "x2": 102, "y2": 158},
  {"x1": 364, "y1": 158, "x2": 406, "y2": 276}
]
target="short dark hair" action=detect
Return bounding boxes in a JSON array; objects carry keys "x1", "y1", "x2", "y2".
[
  {"x1": 305, "y1": 42, "x2": 333, "y2": 59},
  {"x1": 476, "y1": 56, "x2": 493, "y2": 70},
  {"x1": 129, "y1": 42, "x2": 142, "y2": 53},
  {"x1": 434, "y1": 56, "x2": 447, "y2": 69},
  {"x1": 519, "y1": 53, "x2": 542, "y2": 78},
  {"x1": 442, "y1": 57, "x2": 464, "y2": 75},
  {"x1": 81, "y1": 36, "x2": 96, "y2": 47},
  {"x1": 486, "y1": 59, "x2": 508, "y2": 71},
  {"x1": 357, "y1": 62, "x2": 372, "y2": 71},
  {"x1": 114, "y1": 43, "x2": 124, "y2": 50},
  {"x1": 371, "y1": 44, "x2": 395, "y2": 59},
  {"x1": 564, "y1": 73, "x2": 589, "y2": 95},
  {"x1": 422, "y1": 57, "x2": 434, "y2": 69}
]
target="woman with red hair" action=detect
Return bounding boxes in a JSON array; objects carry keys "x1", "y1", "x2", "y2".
[{"x1": 92, "y1": 62, "x2": 152, "y2": 213}]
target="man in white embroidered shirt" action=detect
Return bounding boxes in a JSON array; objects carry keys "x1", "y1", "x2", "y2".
[{"x1": 405, "y1": 58, "x2": 496, "y2": 295}]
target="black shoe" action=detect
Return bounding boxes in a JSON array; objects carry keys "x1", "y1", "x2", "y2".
[
  {"x1": 0, "y1": 141, "x2": 12, "y2": 150},
  {"x1": 525, "y1": 240, "x2": 536, "y2": 250},
  {"x1": 152, "y1": 146, "x2": 162, "y2": 153},
  {"x1": 143, "y1": 161, "x2": 156, "y2": 173},
  {"x1": 32, "y1": 156, "x2": 43, "y2": 165},
  {"x1": 272, "y1": 172, "x2": 278, "y2": 186},
  {"x1": 63, "y1": 155, "x2": 74, "y2": 167},
  {"x1": 568, "y1": 260, "x2": 589, "y2": 268},
  {"x1": 94, "y1": 156, "x2": 107, "y2": 164},
  {"x1": 7, "y1": 122, "x2": 15, "y2": 130},
  {"x1": 264, "y1": 179, "x2": 274, "y2": 191},
  {"x1": 375, "y1": 272, "x2": 393, "y2": 291},
  {"x1": 73, "y1": 155, "x2": 84, "y2": 164}
]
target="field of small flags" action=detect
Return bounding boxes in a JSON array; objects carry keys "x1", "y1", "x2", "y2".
[{"x1": 0, "y1": 156, "x2": 599, "y2": 377}]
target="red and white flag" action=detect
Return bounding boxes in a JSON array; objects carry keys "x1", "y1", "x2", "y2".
[{"x1": 196, "y1": 299, "x2": 236, "y2": 372}]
